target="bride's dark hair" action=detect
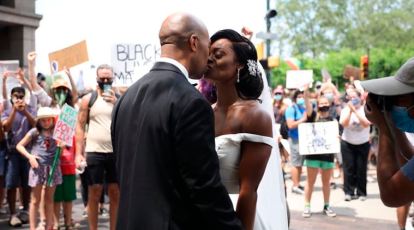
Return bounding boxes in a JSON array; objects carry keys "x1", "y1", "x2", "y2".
[{"x1": 210, "y1": 29, "x2": 263, "y2": 100}]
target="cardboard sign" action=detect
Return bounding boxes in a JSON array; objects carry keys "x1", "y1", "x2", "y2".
[
  {"x1": 48, "y1": 40, "x2": 89, "y2": 73},
  {"x1": 286, "y1": 70, "x2": 313, "y2": 89},
  {"x1": 298, "y1": 121, "x2": 340, "y2": 155},
  {"x1": 53, "y1": 104, "x2": 78, "y2": 146},
  {"x1": 111, "y1": 43, "x2": 161, "y2": 86},
  {"x1": 343, "y1": 65, "x2": 361, "y2": 80}
]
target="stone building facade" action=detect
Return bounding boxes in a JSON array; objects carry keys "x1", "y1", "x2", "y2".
[{"x1": 0, "y1": 0, "x2": 42, "y2": 67}]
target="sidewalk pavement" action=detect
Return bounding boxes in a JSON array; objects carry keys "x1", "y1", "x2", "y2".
[{"x1": 285, "y1": 164, "x2": 414, "y2": 229}]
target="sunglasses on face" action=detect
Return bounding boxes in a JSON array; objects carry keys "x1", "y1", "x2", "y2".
[{"x1": 12, "y1": 95, "x2": 25, "y2": 100}]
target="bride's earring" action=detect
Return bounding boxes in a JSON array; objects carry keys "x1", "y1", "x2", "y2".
[{"x1": 236, "y1": 68, "x2": 241, "y2": 83}]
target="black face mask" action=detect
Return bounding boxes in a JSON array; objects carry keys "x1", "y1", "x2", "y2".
[
  {"x1": 97, "y1": 81, "x2": 113, "y2": 90},
  {"x1": 318, "y1": 106, "x2": 330, "y2": 112}
]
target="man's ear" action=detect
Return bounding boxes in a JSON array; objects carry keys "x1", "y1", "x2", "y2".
[{"x1": 189, "y1": 34, "x2": 198, "y2": 52}]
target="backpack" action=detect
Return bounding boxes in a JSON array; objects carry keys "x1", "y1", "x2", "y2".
[
  {"x1": 88, "y1": 90, "x2": 121, "y2": 108},
  {"x1": 87, "y1": 90, "x2": 121, "y2": 122},
  {"x1": 279, "y1": 105, "x2": 297, "y2": 139}
]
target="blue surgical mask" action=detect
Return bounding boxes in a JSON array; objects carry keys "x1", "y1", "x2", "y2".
[
  {"x1": 391, "y1": 106, "x2": 414, "y2": 133},
  {"x1": 296, "y1": 98, "x2": 305, "y2": 107},
  {"x1": 351, "y1": 97, "x2": 361, "y2": 106},
  {"x1": 274, "y1": 95, "x2": 282, "y2": 101},
  {"x1": 324, "y1": 93, "x2": 334, "y2": 103}
]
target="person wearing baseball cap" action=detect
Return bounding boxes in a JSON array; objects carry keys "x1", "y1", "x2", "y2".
[{"x1": 361, "y1": 57, "x2": 414, "y2": 208}]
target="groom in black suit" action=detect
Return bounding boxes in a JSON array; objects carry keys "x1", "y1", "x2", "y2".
[{"x1": 111, "y1": 13, "x2": 242, "y2": 230}]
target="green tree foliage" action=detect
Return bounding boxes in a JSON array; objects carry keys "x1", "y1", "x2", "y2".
[{"x1": 270, "y1": 0, "x2": 414, "y2": 89}]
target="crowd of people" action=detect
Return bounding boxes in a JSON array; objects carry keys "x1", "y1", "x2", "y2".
[
  {"x1": 0, "y1": 51, "x2": 119, "y2": 229},
  {"x1": 271, "y1": 77, "x2": 373, "y2": 219},
  {"x1": 0, "y1": 11, "x2": 413, "y2": 230}
]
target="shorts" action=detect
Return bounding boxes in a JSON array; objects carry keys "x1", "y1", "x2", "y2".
[
  {"x1": 54, "y1": 175, "x2": 76, "y2": 202},
  {"x1": 0, "y1": 148, "x2": 6, "y2": 177},
  {"x1": 289, "y1": 138, "x2": 304, "y2": 167},
  {"x1": 28, "y1": 164, "x2": 62, "y2": 187},
  {"x1": 304, "y1": 159, "x2": 335, "y2": 169},
  {"x1": 86, "y1": 152, "x2": 118, "y2": 185},
  {"x1": 5, "y1": 153, "x2": 30, "y2": 189}
]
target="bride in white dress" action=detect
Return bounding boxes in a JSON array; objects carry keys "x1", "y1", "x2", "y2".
[{"x1": 204, "y1": 29, "x2": 288, "y2": 230}]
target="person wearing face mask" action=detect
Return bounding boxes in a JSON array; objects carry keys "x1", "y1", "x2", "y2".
[
  {"x1": 47, "y1": 76, "x2": 80, "y2": 229},
  {"x1": 75, "y1": 64, "x2": 120, "y2": 230},
  {"x1": 285, "y1": 88, "x2": 313, "y2": 195},
  {"x1": 361, "y1": 57, "x2": 414, "y2": 209},
  {"x1": 273, "y1": 86, "x2": 287, "y2": 124},
  {"x1": 302, "y1": 96, "x2": 337, "y2": 218},
  {"x1": 339, "y1": 89, "x2": 371, "y2": 201}
]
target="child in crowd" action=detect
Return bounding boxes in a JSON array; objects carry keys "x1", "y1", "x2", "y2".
[{"x1": 16, "y1": 107, "x2": 62, "y2": 230}]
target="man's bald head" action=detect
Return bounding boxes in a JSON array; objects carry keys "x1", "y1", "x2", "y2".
[
  {"x1": 158, "y1": 13, "x2": 210, "y2": 78},
  {"x1": 159, "y1": 12, "x2": 208, "y2": 49}
]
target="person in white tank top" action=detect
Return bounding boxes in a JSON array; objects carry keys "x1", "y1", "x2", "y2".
[{"x1": 75, "y1": 64, "x2": 119, "y2": 230}]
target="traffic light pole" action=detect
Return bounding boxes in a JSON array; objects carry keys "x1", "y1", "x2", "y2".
[{"x1": 265, "y1": 0, "x2": 271, "y2": 85}]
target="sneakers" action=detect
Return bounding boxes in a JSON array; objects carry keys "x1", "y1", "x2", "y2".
[
  {"x1": 18, "y1": 210, "x2": 29, "y2": 224},
  {"x1": 344, "y1": 194, "x2": 352, "y2": 201},
  {"x1": 100, "y1": 207, "x2": 109, "y2": 217},
  {"x1": 323, "y1": 206, "x2": 337, "y2": 217},
  {"x1": 292, "y1": 186, "x2": 305, "y2": 195},
  {"x1": 302, "y1": 207, "x2": 311, "y2": 218},
  {"x1": 9, "y1": 214, "x2": 22, "y2": 227},
  {"x1": 359, "y1": 196, "x2": 367, "y2": 201},
  {"x1": 82, "y1": 210, "x2": 88, "y2": 218}
]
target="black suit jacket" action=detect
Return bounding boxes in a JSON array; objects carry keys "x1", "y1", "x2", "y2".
[{"x1": 112, "y1": 62, "x2": 242, "y2": 230}]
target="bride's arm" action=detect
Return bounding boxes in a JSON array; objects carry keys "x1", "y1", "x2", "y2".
[{"x1": 237, "y1": 108, "x2": 272, "y2": 230}]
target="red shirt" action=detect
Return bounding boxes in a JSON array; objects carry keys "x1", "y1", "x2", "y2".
[{"x1": 60, "y1": 137, "x2": 76, "y2": 175}]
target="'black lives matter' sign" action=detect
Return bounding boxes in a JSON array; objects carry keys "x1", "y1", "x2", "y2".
[{"x1": 111, "y1": 43, "x2": 160, "y2": 86}]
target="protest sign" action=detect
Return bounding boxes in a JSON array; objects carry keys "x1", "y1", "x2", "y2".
[
  {"x1": 0, "y1": 60, "x2": 23, "y2": 99},
  {"x1": 53, "y1": 104, "x2": 78, "y2": 146},
  {"x1": 48, "y1": 40, "x2": 89, "y2": 73},
  {"x1": 343, "y1": 65, "x2": 361, "y2": 80},
  {"x1": 286, "y1": 70, "x2": 313, "y2": 89},
  {"x1": 298, "y1": 121, "x2": 340, "y2": 155},
  {"x1": 111, "y1": 43, "x2": 160, "y2": 86}
]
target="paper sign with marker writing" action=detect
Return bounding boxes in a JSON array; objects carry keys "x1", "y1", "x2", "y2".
[
  {"x1": 298, "y1": 121, "x2": 340, "y2": 155},
  {"x1": 53, "y1": 104, "x2": 78, "y2": 146},
  {"x1": 286, "y1": 70, "x2": 313, "y2": 89},
  {"x1": 111, "y1": 43, "x2": 160, "y2": 86}
]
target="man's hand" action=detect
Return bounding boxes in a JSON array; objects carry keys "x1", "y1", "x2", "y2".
[
  {"x1": 16, "y1": 68, "x2": 25, "y2": 85},
  {"x1": 75, "y1": 154, "x2": 86, "y2": 168},
  {"x1": 365, "y1": 93, "x2": 387, "y2": 128},
  {"x1": 102, "y1": 89, "x2": 117, "y2": 104},
  {"x1": 14, "y1": 100, "x2": 26, "y2": 112},
  {"x1": 64, "y1": 66, "x2": 71, "y2": 77},
  {"x1": 27, "y1": 52, "x2": 36, "y2": 63},
  {"x1": 2, "y1": 71, "x2": 10, "y2": 81}
]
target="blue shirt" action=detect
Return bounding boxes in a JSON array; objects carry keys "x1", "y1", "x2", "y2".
[
  {"x1": 284, "y1": 104, "x2": 305, "y2": 141},
  {"x1": 402, "y1": 157, "x2": 414, "y2": 182}
]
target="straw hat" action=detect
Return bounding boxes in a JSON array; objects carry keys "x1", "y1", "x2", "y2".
[
  {"x1": 37, "y1": 107, "x2": 58, "y2": 120},
  {"x1": 51, "y1": 78, "x2": 70, "y2": 90}
]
